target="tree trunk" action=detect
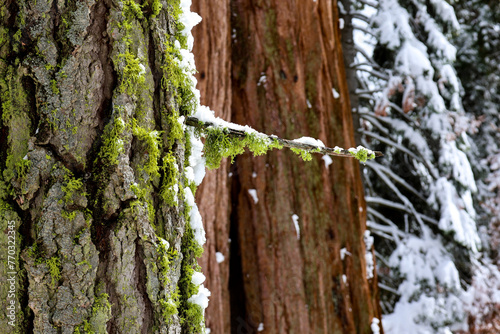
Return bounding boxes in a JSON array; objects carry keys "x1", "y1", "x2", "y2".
[
  {"x1": 192, "y1": 0, "x2": 383, "y2": 333},
  {"x1": 1, "y1": 1, "x2": 206, "y2": 333}
]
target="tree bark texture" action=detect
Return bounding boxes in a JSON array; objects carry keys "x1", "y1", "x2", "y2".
[
  {"x1": 192, "y1": 0, "x2": 383, "y2": 333},
  {"x1": 1, "y1": 1, "x2": 205, "y2": 333},
  {"x1": 191, "y1": 0, "x2": 232, "y2": 333}
]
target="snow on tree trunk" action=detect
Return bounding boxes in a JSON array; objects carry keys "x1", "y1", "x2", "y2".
[
  {"x1": 0, "y1": 1, "x2": 209, "y2": 333},
  {"x1": 226, "y1": 0, "x2": 383, "y2": 333}
]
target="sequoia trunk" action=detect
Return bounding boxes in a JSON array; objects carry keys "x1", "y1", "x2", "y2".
[{"x1": 193, "y1": 0, "x2": 383, "y2": 333}]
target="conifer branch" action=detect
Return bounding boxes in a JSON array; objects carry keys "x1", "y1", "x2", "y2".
[{"x1": 185, "y1": 116, "x2": 383, "y2": 161}]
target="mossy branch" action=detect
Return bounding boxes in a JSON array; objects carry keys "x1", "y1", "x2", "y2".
[{"x1": 185, "y1": 116, "x2": 383, "y2": 163}]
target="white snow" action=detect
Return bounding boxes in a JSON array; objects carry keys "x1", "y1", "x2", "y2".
[
  {"x1": 332, "y1": 88, "x2": 340, "y2": 99},
  {"x1": 178, "y1": 0, "x2": 202, "y2": 51},
  {"x1": 371, "y1": 318, "x2": 380, "y2": 334},
  {"x1": 184, "y1": 187, "x2": 206, "y2": 246},
  {"x1": 322, "y1": 155, "x2": 333, "y2": 168},
  {"x1": 291, "y1": 214, "x2": 300, "y2": 240},
  {"x1": 257, "y1": 73, "x2": 267, "y2": 86},
  {"x1": 138, "y1": 63, "x2": 145, "y2": 75},
  {"x1": 339, "y1": 18, "x2": 344, "y2": 30},
  {"x1": 292, "y1": 136, "x2": 325, "y2": 147},
  {"x1": 188, "y1": 284, "x2": 211, "y2": 309},
  {"x1": 215, "y1": 252, "x2": 225, "y2": 263},
  {"x1": 257, "y1": 323, "x2": 264, "y2": 332},
  {"x1": 191, "y1": 272, "x2": 206, "y2": 285},
  {"x1": 364, "y1": 231, "x2": 374, "y2": 279},
  {"x1": 248, "y1": 189, "x2": 259, "y2": 204},
  {"x1": 340, "y1": 248, "x2": 351, "y2": 260}
]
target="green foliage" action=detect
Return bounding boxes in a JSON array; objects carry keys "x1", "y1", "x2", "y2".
[
  {"x1": 160, "y1": 153, "x2": 179, "y2": 206},
  {"x1": 290, "y1": 147, "x2": 320, "y2": 161},
  {"x1": 204, "y1": 126, "x2": 282, "y2": 170},
  {"x1": 46, "y1": 256, "x2": 61, "y2": 287}
]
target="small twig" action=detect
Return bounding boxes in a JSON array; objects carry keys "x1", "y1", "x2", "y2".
[{"x1": 185, "y1": 116, "x2": 383, "y2": 159}]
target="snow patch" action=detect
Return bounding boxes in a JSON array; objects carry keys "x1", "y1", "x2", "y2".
[
  {"x1": 248, "y1": 189, "x2": 259, "y2": 204},
  {"x1": 291, "y1": 214, "x2": 300, "y2": 240},
  {"x1": 332, "y1": 88, "x2": 340, "y2": 99},
  {"x1": 371, "y1": 318, "x2": 380, "y2": 334},
  {"x1": 191, "y1": 272, "x2": 206, "y2": 285},
  {"x1": 292, "y1": 136, "x2": 325, "y2": 147},
  {"x1": 215, "y1": 252, "x2": 225, "y2": 263},
  {"x1": 322, "y1": 155, "x2": 333, "y2": 168}
]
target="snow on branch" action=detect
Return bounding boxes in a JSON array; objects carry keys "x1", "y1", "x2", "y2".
[{"x1": 185, "y1": 116, "x2": 383, "y2": 165}]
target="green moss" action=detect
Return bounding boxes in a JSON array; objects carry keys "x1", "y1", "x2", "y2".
[
  {"x1": 348, "y1": 146, "x2": 376, "y2": 163},
  {"x1": 159, "y1": 153, "x2": 179, "y2": 206},
  {"x1": 15, "y1": 159, "x2": 31, "y2": 178},
  {"x1": 166, "y1": 110, "x2": 184, "y2": 148},
  {"x1": 1, "y1": 64, "x2": 31, "y2": 184},
  {"x1": 97, "y1": 116, "x2": 126, "y2": 165},
  {"x1": 123, "y1": 0, "x2": 144, "y2": 20},
  {"x1": 74, "y1": 320, "x2": 94, "y2": 334},
  {"x1": 203, "y1": 126, "x2": 283, "y2": 169},
  {"x1": 46, "y1": 256, "x2": 61, "y2": 287},
  {"x1": 76, "y1": 260, "x2": 92, "y2": 269},
  {"x1": 130, "y1": 184, "x2": 155, "y2": 224},
  {"x1": 151, "y1": 0, "x2": 162, "y2": 18},
  {"x1": 118, "y1": 52, "x2": 146, "y2": 95},
  {"x1": 161, "y1": 37, "x2": 196, "y2": 116},
  {"x1": 131, "y1": 120, "x2": 162, "y2": 178},
  {"x1": 166, "y1": 0, "x2": 188, "y2": 49},
  {"x1": 178, "y1": 220, "x2": 204, "y2": 333},
  {"x1": 61, "y1": 210, "x2": 77, "y2": 221},
  {"x1": 50, "y1": 79, "x2": 60, "y2": 95},
  {"x1": 26, "y1": 242, "x2": 45, "y2": 265},
  {"x1": 61, "y1": 173, "x2": 84, "y2": 204},
  {"x1": 157, "y1": 241, "x2": 171, "y2": 284},
  {"x1": 159, "y1": 298, "x2": 178, "y2": 323}
]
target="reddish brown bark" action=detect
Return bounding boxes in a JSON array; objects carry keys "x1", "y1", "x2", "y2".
[
  {"x1": 191, "y1": 1, "x2": 232, "y2": 333},
  {"x1": 192, "y1": 0, "x2": 382, "y2": 333},
  {"x1": 229, "y1": 0, "x2": 382, "y2": 333}
]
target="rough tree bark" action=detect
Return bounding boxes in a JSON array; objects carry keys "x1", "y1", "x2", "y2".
[
  {"x1": 1, "y1": 1, "x2": 206, "y2": 333},
  {"x1": 193, "y1": 0, "x2": 383, "y2": 333}
]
